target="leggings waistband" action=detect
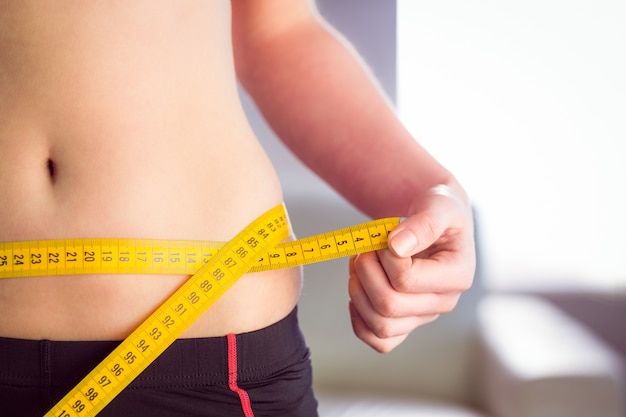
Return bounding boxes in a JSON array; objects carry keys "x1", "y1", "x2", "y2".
[{"x1": 0, "y1": 307, "x2": 306, "y2": 389}]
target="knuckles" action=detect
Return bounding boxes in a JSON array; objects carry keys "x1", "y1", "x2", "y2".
[
  {"x1": 388, "y1": 271, "x2": 414, "y2": 293},
  {"x1": 372, "y1": 294, "x2": 402, "y2": 319}
]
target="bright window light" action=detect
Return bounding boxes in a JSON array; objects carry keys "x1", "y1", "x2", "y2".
[{"x1": 397, "y1": 0, "x2": 626, "y2": 294}]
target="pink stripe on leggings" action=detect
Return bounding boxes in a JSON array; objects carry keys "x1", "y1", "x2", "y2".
[{"x1": 227, "y1": 333, "x2": 255, "y2": 417}]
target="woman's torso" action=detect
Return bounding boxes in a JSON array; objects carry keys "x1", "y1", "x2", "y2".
[{"x1": 0, "y1": 1, "x2": 301, "y2": 340}]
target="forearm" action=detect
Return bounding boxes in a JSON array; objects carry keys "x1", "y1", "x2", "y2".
[
  {"x1": 235, "y1": 13, "x2": 462, "y2": 218},
  {"x1": 233, "y1": 2, "x2": 475, "y2": 353}
]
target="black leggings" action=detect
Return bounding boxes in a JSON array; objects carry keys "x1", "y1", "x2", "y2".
[{"x1": 0, "y1": 308, "x2": 318, "y2": 417}]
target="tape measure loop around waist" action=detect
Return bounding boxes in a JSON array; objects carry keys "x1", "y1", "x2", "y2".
[{"x1": 0, "y1": 203, "x2": 400, "y2": 417}]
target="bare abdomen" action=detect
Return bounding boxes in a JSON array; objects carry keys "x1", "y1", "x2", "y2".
[{"x1": 0, "y1": 2, "x2": 301, "y2": 340}]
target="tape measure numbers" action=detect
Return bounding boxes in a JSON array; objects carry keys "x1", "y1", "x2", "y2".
[
  {"x1": 0, "y1": 204, "x2": 401, "y2": 417},
  {"x1": 0, "y1": 218, "x2": 401, "y2": 278},
  {"x1": 42, "y1": 204, "x2": 290, "y2": 417}
]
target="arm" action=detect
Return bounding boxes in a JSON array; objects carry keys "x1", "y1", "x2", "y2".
[{"x1": 232, "y1": 0, "x2": 476, "y2": 352}]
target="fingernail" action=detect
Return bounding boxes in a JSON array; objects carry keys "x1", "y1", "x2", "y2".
[{"x1": 390, "y1": 229, "x2": 418, "y2": 257}]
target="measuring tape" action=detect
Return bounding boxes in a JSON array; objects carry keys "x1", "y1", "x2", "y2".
[
  {"x1": 0, "y1": 204, "x2": 400, "y2": 417},
  {"x1": 0, "y1": 216, "x2": 400, "y2": 279}
]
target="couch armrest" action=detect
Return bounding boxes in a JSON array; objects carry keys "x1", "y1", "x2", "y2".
[{"x1": 476, "y1": 294, "x2": 624, "y2": 417}]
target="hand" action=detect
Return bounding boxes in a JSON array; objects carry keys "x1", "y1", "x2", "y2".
[{"x1": 348, "y1": 184, "x2": 476, "y2": 352}]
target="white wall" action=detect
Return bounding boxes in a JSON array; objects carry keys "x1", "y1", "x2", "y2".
[{"x1": 397, "y1": 0, "x2": 626, "y2": 293}]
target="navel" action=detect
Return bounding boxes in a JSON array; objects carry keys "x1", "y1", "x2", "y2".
[{"x1": 47, "y1": 158, "x2": 56, "y2": 182}]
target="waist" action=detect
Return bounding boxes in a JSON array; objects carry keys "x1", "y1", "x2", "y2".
[
  {"x1": 0, "y1": 119, "x2": 298, "y2": 340},
  {"x1": 0, "y1": 263, "x2": 302, "y2": 341},
  {"x1": 0, "y1": 195, "x2": 301, "y2": 340}
]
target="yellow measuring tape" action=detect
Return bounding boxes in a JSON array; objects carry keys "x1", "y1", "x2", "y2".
[
  {"x1": 0, "y1": 204, "x2": 401, "y2": 417},
  {"x1": 0, "y1": 214, "x2": 400, "y2": 279}
]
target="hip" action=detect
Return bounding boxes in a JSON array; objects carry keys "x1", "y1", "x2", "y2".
[{"x1": 0, "y1": 306, "x2": 318, "y2": 417}]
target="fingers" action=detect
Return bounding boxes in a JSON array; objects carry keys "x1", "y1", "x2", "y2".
[
  {"x1": 348, "y1": 302, "x2": 412, "y2": 353},
  {"x1": 348, "y1": 252, "x2": 462, "y2": 352},
  {"x1": 348, "y1": 269, "x2": 446, "y2": 326},
  {"x1": 385, "y1": 185, "x2": 475, "y2": 293},
  {"x1": 349, "y1": 252, "x2": 462, "y2": 317},
  {"x1": 377, "y1": 246, "x2": 473, "y2": 294},
  {"x1": 346, "y1": 184, "x2": 475, "y2": 352}
]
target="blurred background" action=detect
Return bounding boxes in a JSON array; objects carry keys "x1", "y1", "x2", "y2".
[{"x1": 239, "y1": 1, "x2": 625, "y2": 416}]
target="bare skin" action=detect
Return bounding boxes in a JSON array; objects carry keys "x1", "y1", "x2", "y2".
[
  {"x1": 1, "y1": 0, "x2": 475, "y2": 352},
  {"x1": 0, "y1": 1, "x2": 301, "y2": 340}
]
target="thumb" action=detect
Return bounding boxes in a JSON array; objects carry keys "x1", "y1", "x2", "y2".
[
  {"x1": 388, "y1": 214, "x2": 438, "y2": 258},
  {"x1": 388, "y1": 184, "x2": 469, "y2": 258}
]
